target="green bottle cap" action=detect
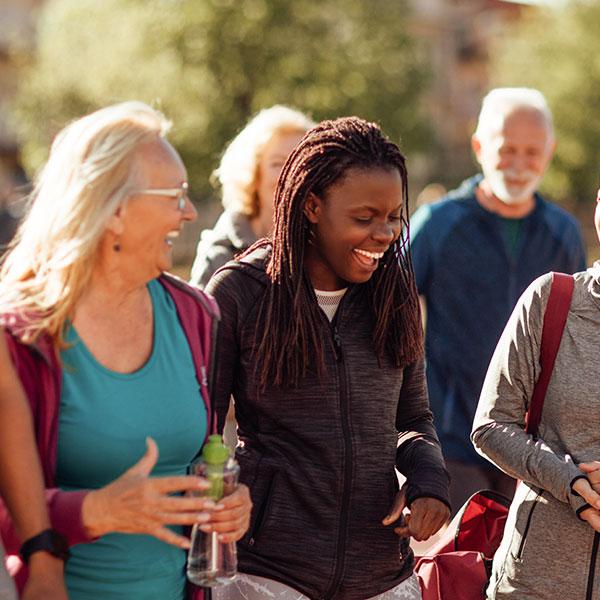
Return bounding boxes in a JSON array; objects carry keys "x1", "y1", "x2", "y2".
[{"x1": 202, "y1": 434, "x2": 229, "y2": 465}]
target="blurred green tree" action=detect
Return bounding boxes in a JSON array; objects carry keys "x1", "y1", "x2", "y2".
[
  {"x1": 12, "y1": 0, "x2": 430, "y2": 199},
  {"x1": 490, "y1": 1, "x2": 600, "y2": 204}
]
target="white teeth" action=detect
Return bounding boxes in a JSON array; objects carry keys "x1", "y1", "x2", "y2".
[
  {"x1": 354, "y1": 248, "x2": 384, "y2": 259},
  {"x1": 165, "y1": 231, "x2": 180, "y2": 246}
]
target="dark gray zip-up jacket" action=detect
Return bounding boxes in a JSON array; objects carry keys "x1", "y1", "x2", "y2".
[{"x1": 206, "y1": 247, "x2": 450, "y2": 600}]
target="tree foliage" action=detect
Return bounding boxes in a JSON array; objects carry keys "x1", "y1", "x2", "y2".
[
  {"x1": 490, "y1": 1, "x2": 600, "y2": 204},
  {"x1": 12, "y1": 0, "x2": 430, "y2": 199}
]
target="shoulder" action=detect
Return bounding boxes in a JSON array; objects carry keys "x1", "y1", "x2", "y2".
[
  {"x1": 192, "y1": 212, "x2": 258, "y2": 288},
  {"x1": 570, "y1": 266, "x2": 600, "y2": 311},
  {"x1": 0, "y1": 311, "x2": 55, "y2": 364},
  {"x1": 199, "y1": 211, "x2": 255, "y2": 254},
  {"x1": 206, "y1": 245, "x2": 270, "y2": 310},
  {"x1": 516, "y1": 270, "x2": 587, "y2": 327},
  {"x1": 535, "y1": 196, "x2": 582, "y2": 236},
  {"x1": 411, "y1": 177, "x2": 479, "y2": 238},
  {"x1": 522, "y1": 271, "x2": 554, "y2": 308},
  {"x1": 194, "y1": 213, "x2": 240, "y2": 265},
  {"x1": 158, "y1": 273, "x2": 220, "y2": 320}
]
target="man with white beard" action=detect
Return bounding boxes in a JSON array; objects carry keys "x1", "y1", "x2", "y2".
[{"x1": 410, "y1": 87, "x2": 586, "y2": 513}]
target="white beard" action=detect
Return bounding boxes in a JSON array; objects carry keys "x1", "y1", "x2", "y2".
[{"x1": 484, "y1": 168, "x2": 542, "y2": 205}]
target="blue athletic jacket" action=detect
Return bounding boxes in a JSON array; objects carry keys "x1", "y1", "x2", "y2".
[{"x1": 410, "y1": 175, "x2": 586, "y2": 464}]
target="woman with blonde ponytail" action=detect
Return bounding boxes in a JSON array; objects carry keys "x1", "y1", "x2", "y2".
[{"x1": 0, "y1": 101, "x2": 251, "y2": 600}]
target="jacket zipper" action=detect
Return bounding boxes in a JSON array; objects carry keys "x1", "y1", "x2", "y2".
[
  {"x1": 586, "y1": 532, "x2": 599, "y2": 600},
  {"x1": 248, "y1": 474, "x2": 276, "y2": 547},
  {"x1": 516, "y1": 490, "x2": 541, "y2": 559},
  {"x1": 322, "y1": 325, "x2": 353, "y2": 600}
]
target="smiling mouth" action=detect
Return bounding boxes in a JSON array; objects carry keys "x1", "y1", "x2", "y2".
[
  {"x1": 353, "y1": 248, "x2": 385, "y2": 267},
  {"x1": 165, "y1": 231, "x2": 180, "y2": 247}
]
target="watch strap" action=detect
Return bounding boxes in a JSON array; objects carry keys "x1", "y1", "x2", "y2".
[{"x1": 19, "y1": 528, "x2": 70, "y2": 564}]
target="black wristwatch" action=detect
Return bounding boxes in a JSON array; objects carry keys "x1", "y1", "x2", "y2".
[{"x1": 19, "y1": 529, "x2": 70, "y2": 564}]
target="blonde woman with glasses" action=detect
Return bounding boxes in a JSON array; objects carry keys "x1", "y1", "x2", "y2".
[{"x1": 0, "y1": 101, "x2": 251, "y2": 600}]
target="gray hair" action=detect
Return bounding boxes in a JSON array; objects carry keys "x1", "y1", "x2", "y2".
[{"x1": 475, "y1": 87, "x2": 554, "y2": 140}]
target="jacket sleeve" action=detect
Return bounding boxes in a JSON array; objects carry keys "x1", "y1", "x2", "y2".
[
  {"x1": 471, "y1": 273, "x2": 585, "y2": 515},
  {"x1": 395, "y1": 357, "x2": 451, "y2": 509},
  {"x1": 0, "y1": 489, "x2": 92, "y2": 554},
  {"x1": 0, "y1": 333, "x2": 94, "y2": 554},
  {"x1": 205, "y1": 268, "x2": 242, "y2": 434}
]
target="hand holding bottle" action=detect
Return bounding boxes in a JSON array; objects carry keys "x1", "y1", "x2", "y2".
[{"x1": 187, "y1": 435, "x2": 250, "y2": 587}]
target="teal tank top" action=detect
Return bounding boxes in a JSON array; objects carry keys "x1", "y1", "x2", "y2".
[{"x1": 56, "y1": 279, "x2": 207, "y2": 600}]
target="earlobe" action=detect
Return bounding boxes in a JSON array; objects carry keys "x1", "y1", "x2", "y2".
[{"x1": 303, "y1": 192, "x2": 321, "y2": 224}]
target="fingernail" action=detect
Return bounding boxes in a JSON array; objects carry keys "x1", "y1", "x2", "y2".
[
  {"x1": 181, "y1": 540, "x2": 191, "y2": 549},
  {"x1": 197, "y1": 513, "x2": 210, "y2": 523},
  {"x1": 214, "y1": 503, "x2": 225, "y2": 511},
  {"x1": 203, "y1": 500, "x2": 216, "y2": 509},
  {"x1": 199, "y1": 524, "x2": 212, "y2": 532}
]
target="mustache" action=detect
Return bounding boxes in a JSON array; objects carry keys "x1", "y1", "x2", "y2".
[{"x1": 498, "y1": 168, "x2": 539, "y2": 182}]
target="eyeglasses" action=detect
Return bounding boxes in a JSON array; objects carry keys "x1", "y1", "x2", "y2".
[{"x1": 132, "y1": 182, "x2": 189, "y2": 211}]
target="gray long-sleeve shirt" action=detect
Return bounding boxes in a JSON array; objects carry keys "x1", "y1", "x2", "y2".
[{"x1": 472, "y1": 267, "x2": 600, "y2": 599}]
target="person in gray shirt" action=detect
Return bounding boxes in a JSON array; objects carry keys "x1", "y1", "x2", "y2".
[{"x1": 472, "y1": 188, "x2": 600, "y2": 598}]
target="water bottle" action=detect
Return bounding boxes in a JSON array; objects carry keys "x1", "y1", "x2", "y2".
[{"x1": 187, "y1": 434, "x2": 240, "y2": 587}]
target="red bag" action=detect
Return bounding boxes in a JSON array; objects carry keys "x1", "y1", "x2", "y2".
[
  {"x1": 415, "y1": 272, "x2": 574, "y2": 600},
  {"x1": 415, "y1": 490, "x2": 510, "y2": 600}
]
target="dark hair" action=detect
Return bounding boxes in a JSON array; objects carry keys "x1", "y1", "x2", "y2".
[{"x1": 247, "y1": 116, "x2": 423, "y2": 389}]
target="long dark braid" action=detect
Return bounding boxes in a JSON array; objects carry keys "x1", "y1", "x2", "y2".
[{"x1": 247, "y1": 116, "x2": 423, "y2": 389}]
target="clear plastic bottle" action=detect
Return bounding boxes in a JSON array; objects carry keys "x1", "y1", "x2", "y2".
[{"x1": 187, "y1": 434, "x2": 240, "y2": 587}]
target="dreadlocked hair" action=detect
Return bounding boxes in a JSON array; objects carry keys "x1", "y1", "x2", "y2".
[{"x1": 249, "y1": 116, "x2": 423, "y2": 390}]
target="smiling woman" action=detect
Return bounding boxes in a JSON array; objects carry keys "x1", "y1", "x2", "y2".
[
  {"x1": 0, "y1": 102, "x2": 252, "y2": 600},
  {"x1": 303, "y1": 167, "x2": 403, "y2": 290},
  {"x1": 206, "y1": 116, "x2": 451, "y2": 600}
]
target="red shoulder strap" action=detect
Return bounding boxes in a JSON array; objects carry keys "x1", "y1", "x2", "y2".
[{"x1": 525, "y1": 272, "x2": 574, "y2": 435}]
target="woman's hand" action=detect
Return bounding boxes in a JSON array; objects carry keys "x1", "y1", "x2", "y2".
[
  {"x1": 197, "y1": 485, "x2": 252, "y2": 543},
  {"x1": 382, "y1": 483, "x2": 450, "y2": 542},
  {"x1": 82, "y1": 438, "x2": 213, "y2": 548},
  {"x1": 573, "y1": 465, "x2": 600, "y2": 533},
  {"x1": 21, "y1": 554, "x2": 68, "y2": 600},
  {"x1": 578, "y1": 462, "x2": 600, "y2": 497}
]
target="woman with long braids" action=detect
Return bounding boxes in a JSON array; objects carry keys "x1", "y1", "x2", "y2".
[{"x1": 207, "y1": 116, "x2": 450, "y2": 600}]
